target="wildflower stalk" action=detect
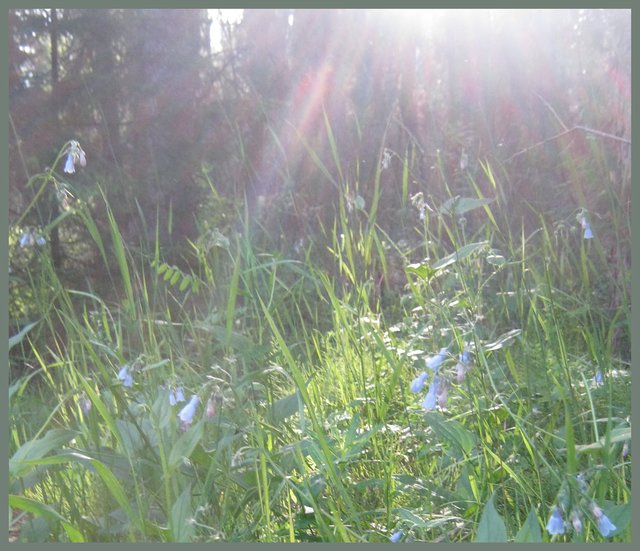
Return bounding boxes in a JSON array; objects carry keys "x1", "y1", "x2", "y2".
[{"x1": 14, "y1": 141, "x2": 75, "y2": 228}]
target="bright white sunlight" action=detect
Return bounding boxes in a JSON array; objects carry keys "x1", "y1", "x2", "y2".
[{"x1": 8, "y1": 8, "x2": 630, "y2": 543}]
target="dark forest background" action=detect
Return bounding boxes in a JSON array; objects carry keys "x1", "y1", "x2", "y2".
[{"x1": 9, "y1": 8, "x2": 630, "y2": 345}]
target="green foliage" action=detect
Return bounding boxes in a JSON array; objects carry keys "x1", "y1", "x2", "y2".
[
  {"x1": 8, "y1": 8, "x2": 630, "y2": 544},
  {"x1": 475, "y1": 493, "x2": 508, "y2": 542}
]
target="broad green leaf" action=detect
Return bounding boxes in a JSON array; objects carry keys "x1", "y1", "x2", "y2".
[
  {"x1": 168, "y1": 420, "x2": 204, "y2": 469},
  {"x1": 116, "y1": 419, "x2": 143, "y2": 455},
  {"x1": 9, "y1": 321, "x2": 39, "y2": 351},
  {"x1": 10, "y1": 429, "x2": 78, "y2": 477},
  {"x1": 89, "y1": 458, "x2": 140, "y2": 531},
  {"x1": 432, "y1": 241, "x2": 489, "y2": 270},
  {"x1": 171, "y1": 484, "x2": 195, "y2": 542},
  {"x1": 405, "y1": 262, "x2": 437, "y2": 280},
  {"x1": 353, "y1": 478, "x2": 384, "y2": 491},
  {"x1": 475, "y1": 493, "x2": 508, "y2": 542},
  {"x1": 397, "y1": 507, "x2": 429, "y2": 527},
  {"x1": 396, "y1": 508, "x2": 454, "y2": 529},
  {"x1": 9, "y1": 494, "x2": 84, "y2": 542},
  {"x1": 486, "y1": 252, "x2": 506, "y2": 266},
  {"x1": 425, "y1": 412, "x2": 476, "y2": 456},
  {"x1": 152, "y1": 389, "x2": 174, "y2": 430},
  {"x1": 17, "y1": 514, "x2": 49, "y2": 542},
  {"x1": 439, "y1": 196, "x2": 495, "y2": 216},
  {"x1": 271, "y1": 390, "x2": 302, "y2": 423},
  {"x1": 515, "y1": 505, "x2": 542, "y2": 542}
]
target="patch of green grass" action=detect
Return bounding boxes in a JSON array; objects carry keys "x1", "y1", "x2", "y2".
[{"x1": 9, "y1": 136, "x2": 630, "y2": 542}]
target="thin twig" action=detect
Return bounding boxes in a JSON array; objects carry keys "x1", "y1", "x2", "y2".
[
  {"x1": 536, "y1": 93, "x2": 568, "y2": 131},
  {"x1": 504, "y1": 125, "x2": 631, "y2": 164}
]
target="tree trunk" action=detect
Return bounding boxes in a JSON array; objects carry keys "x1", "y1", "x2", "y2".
[{"x1": 49, "y1": 8, "x2": 62, "y2": 270}]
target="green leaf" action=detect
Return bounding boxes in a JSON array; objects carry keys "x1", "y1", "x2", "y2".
[
  {"x1": 475, "y1": 493, "x2": 508, "y2": 542},
  {"x1": 9, "y1": 494, "x2": 84, "y2": 542},
  {"x1": 484, "y1": 328, "x2": 522, "y2": 351},
  {"x1": 115, "y1": 419, "x2": 143, "y2": 455},
  {"x1": 179, "y1": 275, "x2": 191, "y2": 292},
  {"x1": 432, "y1": 241, "x2": 489, "y2": 270},
  {"x1": 405, "y1": 262, "x2": 437, "y2": 280},
  {"x1": 17, "y1": 514, "x2": 49, "y2": 542},
  {"x1": 89, "y1": 458, "x2": 140, "y2": 531},
  {"x1": 9, "y1": 321, "x2": 39, "y2": 351},
  {"x1": 439, "y1": 196, "x2": 494, "y2": 216},
  {"x1": 209, "y1": 229, "x2": 230, "y2": 250},
  {"x1": 515, "y1": 505, "x2": 542, "y2": 542},
  {"x1": 168, "y1": 420, "x2": 204, "y2": 469},
  {"x1": 603, "y1": 503, "x2": 631, "y2": 535},
  {"x1": 425, "y1": 412, "x2": 476, "y2": 456},
  {"x1": 486, "y1": 252, "x2": 506, "y2": 266},
  {"x1": 354, "y1": 194, "x2": 365, "y2": 210},
  {"x1": 10, "y1": 429, "x2": 78, "y2": 477},
  {"x1": 270, "y1": 391, "x2": 303, "y2": 424},
  {"x1": 171, "y1": 484, "x2": 195, "y2": 542},
  {"x1": 169, "y1": 270, "x2": 181, "y2": 286},
  {"x1": 191, "y1": 279, "x2": 200, "y2": 294},
  {"x1": 397, "y1": 507, "x2": 429, "y2": 527},
  {"x1": 575, "y1": 427, "x2": 631, "y2": 454}
]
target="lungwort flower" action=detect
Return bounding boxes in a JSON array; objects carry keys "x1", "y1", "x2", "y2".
[
  {"x1": 592, "y1": 370, "x2": 604, "y2": 386},
  {"x1": 426, "y1": 348, "x2": 448, "y2": 372},
  {"x1": 19, "y1": 228, "x2": 46, "y2": 248},
  {"x1": 169, "y1": 387, "x2": 186, "y2": 406},
  {"x1": 546, "y1": 506, "x2": 565, "y2": 536},
  {"x1": 437, "y1": 379, "x2": 449, "y2": 409},
  {"x1": 577, "y1": 210, "x2": 594, "y2": 240},
  {"x1": 569, "y1": 510, "x2": 583, "y2": 534},
  {"x1": 63, "y1": 140, "x2": 87, "y2": 174},
  {"x1": 590, "y1": 503, "x2": 616, "y2": 537},
  {"x1": 422, "y1": 375, "x2": 440, "y2": 411},
  {"x1": 117, "y1": 364, "x2": 134, "y2": 387},
  {"x1": 80, "y1": 394, "x2": 92, "y2": 414},
  {"x1": 410, "y1": 372, "x2": 429, "y2": 393},
  {"x1": 178, "y1": 395, "x2": 200, "y2": 429}
]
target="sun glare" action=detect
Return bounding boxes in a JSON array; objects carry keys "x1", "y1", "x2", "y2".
[{"x1": 208, "y1": 9, "x2": 244, "y2": 51}]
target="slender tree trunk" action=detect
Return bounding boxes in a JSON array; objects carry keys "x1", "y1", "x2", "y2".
[{"x1": 49, "y1": 8, "x2": 63, "y2": 270}]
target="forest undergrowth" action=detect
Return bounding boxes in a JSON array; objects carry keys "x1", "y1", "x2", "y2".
[{"x1": 8, "y1": 124, "x2": 631, "y2": 542}]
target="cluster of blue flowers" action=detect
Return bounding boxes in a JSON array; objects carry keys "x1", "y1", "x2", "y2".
[
  {"x1": 114, "y1": 359, "x2": 223, "y2": 431},
  {"x1": 410, "y1": 347, "x2": 472, "y2": 411},
  {"x1": 547, "y1": 503, "x2": 616, "y2": 538},
  {"x1": 546, "y1": 474, "x2": 617, "y2": 539},
  {"x1": 169, "y1": 387, "x2": 185, "y2": 406},
  {"x1": 63, "y1": 140, "x2": 86, "y2": 174},
  {"x1": 19, "y1": 228, "x2": 47, "y2": 248},
  {"x1": 117, "y1": 364, "x2": 134, "y2": 387}
]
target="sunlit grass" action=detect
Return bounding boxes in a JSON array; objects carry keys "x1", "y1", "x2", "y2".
[{"x1": 9, "y1": 124, "x2": 630, "y2": 543}]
